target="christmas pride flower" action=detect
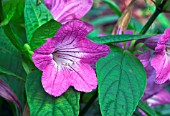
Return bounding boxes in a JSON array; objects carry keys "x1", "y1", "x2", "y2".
[
  {"x1": 151, "y1": 28, "x2": 170, "y2": 84},
  {"x1": 32, "y1": 20, "x2": 110, "y2": 97},
  {"x1": 44, "y1": 0, "x2": 93, "y2": 24}
]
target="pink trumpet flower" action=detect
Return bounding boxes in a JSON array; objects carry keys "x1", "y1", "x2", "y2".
[{"x1": 32, "y1": 20, "x2": 110, "y2": 97}]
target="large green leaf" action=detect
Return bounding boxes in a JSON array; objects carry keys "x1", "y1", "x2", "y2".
[
  {"x1": 138, "y1": 100, "x2": 158, "y2": 116},
  {"x1": 0, "y1": 28, "x2": 26, "y2": 108},
  {"x1": 24, "y1": 0, "x2": 53, "y2": 43},
  {"x1": 26, "y1": 70, "x2": 80, "y2": 116},
  {"x1": 90, "y1": 34, "x2": 153, "y2": 44},
  {"x1": 97, "y1": 46, "x2": 146, "y2": 116},
  {"x1": 30, "y1": 19, "x2": 61, "y2": 50}
]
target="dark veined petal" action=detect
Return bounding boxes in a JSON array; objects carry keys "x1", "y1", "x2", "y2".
[
  {"x1": 53, "y1": 20, "x2": 110, "y2": 64},
  {"x1": 69, "y1": 62, "x2": 97, "y2": 92},
  {"x1": 42, "y1": 62, "x2": 97, "y2": 97},
  {"x1": 42, "y1": 61, "x2": 70, "y2": 97},
  {"x1": 44, "y1": 0, "x2": 93, "y2": 24},
  {"x1": 32, "y1": 38, "x2": 56, "y2": 71}
]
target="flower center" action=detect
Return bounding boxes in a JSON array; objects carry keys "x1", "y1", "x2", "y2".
[{"x1": 52, "y1": 50, "x2": 77, "y2": 67}]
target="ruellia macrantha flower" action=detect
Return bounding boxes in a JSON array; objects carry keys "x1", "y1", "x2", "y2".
[{"x1": 32, "y1": 20, "x2": 110, "y2": 97}]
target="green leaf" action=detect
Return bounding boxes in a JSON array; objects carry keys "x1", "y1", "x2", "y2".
[
  {"x1": 0, "y1": 65, "x2": 24, "y2": 81},
  {"x1": 24, "y1": 0, "x2": 53, "y2": 43},
  {"x1": 163, "y1": 0, "x2": 170, "y2": 12},
  {"x1": 90, "y1": 34, "x2": 153, "y2": 44},
  {"x1": 30, "y1": 19, "x2": 62, "y2": 50},
  {"x1": 0, "y1": 28, "x2": 26, "y2": 108},
  {"x1": 0, "y1": 0, "x2": 24, "y2": 26},
  {"x1": 97, "y1": 46, "x2": 146, "y2": 116},
  {"x1": 2, "y1": 23, "x2": 25, "y2": 52},
  {"x1": 138, "y1": 100, "x2": 158, "y2": 116},
  {"x1": 0, "y1": 0, "x2": 16, "y2": 26},
  {"x1": 26, "y1": 70, "x2": 80, "y2": 116}
]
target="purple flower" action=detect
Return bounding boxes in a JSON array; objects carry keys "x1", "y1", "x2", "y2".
[
  {"x1": 138, "y1": 51, "x2": 170, "y2": 112},
  {"x1": 44, "y1": 0, "x2": 93, "y2": 24},
  {"x1": 146, "y1": 89, "x2": 170, "y2": 107},
  {"x1": 138, "y1": 51, "x2": 160, "y2": 100},
  {"x1": 32, "y1": 20, "x2": 110, "y2": 97},
  {"x1": 151, "y1": 28, "x2": 170, "y2": 84}
]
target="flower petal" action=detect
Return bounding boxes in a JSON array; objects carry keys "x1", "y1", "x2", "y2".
[
  {"x1": 0, "y1": 78, "x2": 22, "y2": 112},
  {"x1": 144, "y1": 35, "x2": 161, "y2": 50},
  {"x1": 32, "y1": 54, "x2": 53, "y2": 71},
  {"x1": 77, "y1": 37, "x2": 110, "y2": 64},
  {"x1": 151, "y1": 28, "x2": 170, "y2": 84},
  {"x1": 69, "y1": 62, "x2": 97, "y2": 92},
  {"x1": 44, "y1": 0, "x2": 93, "y2": 24},
  {"x1": 146, "y1": 89, "x2": 170, "y2": 106},
  {"x1": 42, "y1": 61, "x2": 97, "y2": 96},
  {"x1": 138, "y1": 50, "x2": 151, "y2": 67},
  {"x1": 33, "y1": 38, "x2": 57, "y2": 54},
  {"x1": 42, "y1": 61, "x2": 70, "y2": 97},
  {"x1": 151, "y1": 52, "x2": 170, "y2": 84},
  {"x1": 32, "y1": 38, "x2": 57, "y2": 70}
]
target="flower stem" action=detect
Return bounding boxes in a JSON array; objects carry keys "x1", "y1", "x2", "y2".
[
  {"x1": 80, "y1": 91, "x2": 98, "y2": 115},
  {"x1": 140, "y1": 10, "x2": 160, "y2": 34},
  {"x1": 140, "y1": 0, "x2": 167, "y2": 34}
]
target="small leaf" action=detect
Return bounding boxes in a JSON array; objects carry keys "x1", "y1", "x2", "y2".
[
  {"x1": 26, "y1": 70, "x2": 80, "y2": 116},
  {"x1": 138, "y1": 100, "x2": 158, "y2": 116},
  {"x1": 0, "y1": 78, "x2": 22, "y2": 112},
  {"x1": 30, "y1": 19, "x2": 62, "y2": 50},
  {"x1": 24, "y1": 0, "x2": 53, "y2": 43},
  {"x1": 97, "y1": 46, "x2": 146, "y2": 116},
  {"x1": 90, "y1": 34, "x2": 153, "y2": 44}
]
